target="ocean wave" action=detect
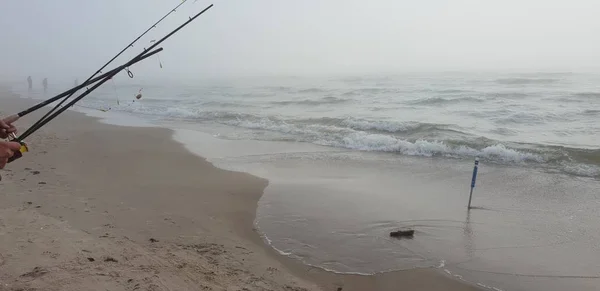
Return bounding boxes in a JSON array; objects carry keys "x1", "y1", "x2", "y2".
[
  {"x1": 338, "y1": 118, "x2": 462, "y2": 136},
  {"x1": 496, "y1": 78, "x2": 559, "y2": 85},
  {"x1": 342, "y1": 88, "x2": 387, "y2": 96},
  {"x1": 406, "y1": 97, "x2": 484, "y2": 105},
  {"x1": 256, "y1": 86, "x2": 293, "y2": 92},
  {"x1": 200, "y1": 100, "x2": 259, "y2": 108},
  {"x1": 297, "y1": 88, "x2": 327, "y2": 93},
  {"x1": 318, "y1": 133, "x2": 542, "y2": 163},
  {"x1": 488, "y1": 92, "x2": 529, "y2": 99},
  {"x1": 198, "y1": 113, "x2": 600, "y2": 176},
  {"x1": 492, "y1": 111, "x2": 574, "y2": 125},
  {"x1": 582, "y1": 109, "x2": 600, "y2": 115},
  {"x1": 552, "y1": 96, "x2": 585, "y2": 103},
  {"x1": 437, "y1": 89, "x2": 474, "y2": 94},
  {"x1": 271, "y1": 97, "x2": 350, "y2": 106},
  {"x1": 489, "y1": 127, "x2": 518, "y2": 136},
  {"x1": 573, "y1": 92, "x2": 600, "y2": 98},
  {"x1": 192, "y1": 113, "x2": 544, "y2": 164},
  {"x1": 560, "y1": 162, "x2": 600, "y2": 177}
]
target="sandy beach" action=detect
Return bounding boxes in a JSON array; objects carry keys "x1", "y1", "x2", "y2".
[{"x1": 0, "y1": 91, "x2": 482, "y2": 291}]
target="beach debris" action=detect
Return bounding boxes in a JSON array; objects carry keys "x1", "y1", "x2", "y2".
[
  {"x1": 337, "y1": 288, "x2": 343, "y2": 291},
  {"x1": 30, "y1": 170, "x2": 40, "y2": 175},
  {"x1": 389, "y1": 229, "x2": 415, "y2": 238},
  {"x1": 87, "y1": 257, "x2": 95, "y2": 262},
  {"x1": 38, "y1": 181, "x2": 46, "y2": 185},
  {"x1": 20, "y1": 267, "x2": 49, "y2": 278},
  {"x1": 26, "y1": 202, "x2": 32, "y2": 205},
  {"x1": 149, "y1": 238, "x2": 159, "y2": 243},
  {"x1": 35, "y1": 205, "x2": 41, "y2": 208},
  {"x1": 104, "y1": 256, "x2": 118, "y2": 263}
]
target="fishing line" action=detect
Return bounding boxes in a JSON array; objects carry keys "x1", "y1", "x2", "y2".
[
  {"x1": 112, "y1": 78, "x2": 120, "y2": 105},
  {"x1": 16, "y1": 4, "x2": 214, "y2": 142},
  {"x1": 13, "y1": 53, "x2": 157, "y2": 118},
  {"x1": 18, "y1": 0, "x2": 193, "y2": 139}
]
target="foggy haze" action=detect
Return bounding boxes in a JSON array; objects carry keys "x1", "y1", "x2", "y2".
[{"x1": 2, "y1": 0, "x2": 600, "y2": 82}]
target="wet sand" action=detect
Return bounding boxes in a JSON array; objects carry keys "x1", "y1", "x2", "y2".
[{"x1": 0, "y1": 93, "x2": 481, "y2": 290}]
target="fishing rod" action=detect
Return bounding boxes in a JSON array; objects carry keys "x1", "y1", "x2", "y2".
[
  {"x1": 15, "y1": 49, "x2": 161, "y2": 139},
  {"x1": 1, "y1": 48, "x2": 163, "y2": 166},
  {"x1": 10, "y1": 50, "x2": 162, "y2": 121},
  {"x1": 16, "y1": 0, "x2": 193, "y2": 139},
  {"x1": 11, "y1": 3, "x2": 214, "y2": 151}
]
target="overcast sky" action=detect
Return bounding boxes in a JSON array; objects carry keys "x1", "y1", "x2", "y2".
[{"x1": 1, "y1": 0, "x2": 600, "y2": 82}]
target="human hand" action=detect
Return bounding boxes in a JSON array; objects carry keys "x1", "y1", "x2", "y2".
[
  {"x1": 0, "y1": 115, "x2": 18, "y2": 139},
  {"x1": 0, "y1": 141, "x2": 22, "y2": 169}
]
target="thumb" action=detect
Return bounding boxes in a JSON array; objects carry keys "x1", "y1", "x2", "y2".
[{"x1": 5, "y1": 142, "x2": 22, "y2": 151}]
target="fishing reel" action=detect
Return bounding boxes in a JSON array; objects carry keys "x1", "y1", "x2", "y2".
[{"x1": 6, "y1": 132, "x2": 28, "y2": 164}]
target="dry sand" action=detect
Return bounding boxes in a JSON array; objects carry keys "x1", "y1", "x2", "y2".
[{"x1": 0, "y1": 93, "x2": 482, "y2": 291}]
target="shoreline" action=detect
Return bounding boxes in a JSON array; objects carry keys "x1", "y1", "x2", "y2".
[{"x1": 0, "y1": 93, "x2": 483, "y2": 290}]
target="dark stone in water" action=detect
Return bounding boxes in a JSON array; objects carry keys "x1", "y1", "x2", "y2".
[{"x1": 389, "y1": 229, "x2": 414, "y2": 238}]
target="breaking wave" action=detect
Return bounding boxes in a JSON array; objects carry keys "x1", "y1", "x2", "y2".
[
  {"x1": 573, "y1": 92, "x2": 600, "y2": 98},
  {"x1": 99, "y1": 103, "x2": 599, "y2": 176},
  {"x1": 496, "y1": 78, "x2": 559, "y2": 85},
  {"x1": 271, "y1": 97, "x2": 350, "y2": 106},
  {"x1": 56, "y1": 72, "x2": 600, "y2": 179},
  {"x1": 406, "y1": 97, "x2": 484, "y2": 105}
]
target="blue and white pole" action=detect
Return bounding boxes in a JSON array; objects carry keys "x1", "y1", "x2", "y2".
[{"x1": 468, "y1": 157, "x2": 479, "y2": 209}]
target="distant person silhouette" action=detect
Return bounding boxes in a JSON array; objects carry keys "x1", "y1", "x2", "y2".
[
  {"x1": 27, "y1": 76, "x2": 32, "y2": 90},
  {"x1": 42, "y1": 78, "x2": 48, "y2": 93}
]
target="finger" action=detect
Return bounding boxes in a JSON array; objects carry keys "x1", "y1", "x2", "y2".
[
  {"x1": 6, "y1": 142, "x2": 22, "y2": 151},
  {"x1": 3, "y1": 114, "x2": 19, "y2": 124},
  {"x1": 5, "y1": 148, "x2": 14, "y2": 158},
  {"x1": 7, "y1": 125, "x2": 17, "y2": 133}
]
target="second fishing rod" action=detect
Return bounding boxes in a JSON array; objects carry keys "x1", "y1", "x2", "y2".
[
  {"x1": 15, "y1": 0, "x2": 193, "y2": 134},
  {"x1": 15, "y1": 4, "x2": 214, "y2": 143}
]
